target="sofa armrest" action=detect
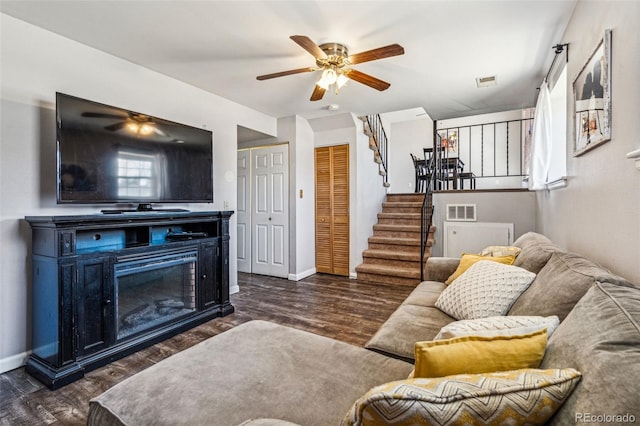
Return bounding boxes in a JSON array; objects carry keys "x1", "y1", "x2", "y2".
[{"x1": 424, "y1": 257, "x2": 460, "y2": 282}]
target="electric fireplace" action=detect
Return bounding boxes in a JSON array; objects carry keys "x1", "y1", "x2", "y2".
[{"x1": 115, "y1": 250, "x2": 198, "y2": 340}]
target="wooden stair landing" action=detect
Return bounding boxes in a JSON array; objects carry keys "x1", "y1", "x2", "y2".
[{"x1": 355, "y1": 193, "x2": 434, "y2": 287}]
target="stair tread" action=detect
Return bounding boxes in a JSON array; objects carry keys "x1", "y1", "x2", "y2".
[
  {"x1": 382, "y1": 201, "x2": 423, "y2": 207},
  {"x1": 374, "y1": 224, "x2": 420, "y2": 230},
  {"x1": 355, "y1": 263, "x2": 421, "y2": 278},
  {"x1": 362, "y1": 249, "x2": 425, "y2": 261},
  {"x1": 368, "y1": 236, "x2": 421, "y2": 244},
  {"x1": 378, "y1": 212, "x2": 422, "y2": 218}
]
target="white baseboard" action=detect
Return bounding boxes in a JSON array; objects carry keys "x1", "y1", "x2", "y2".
[
  {"x1": 0, "y1": 350, "x2": 30, "y2": 374},
  {"x1": 350, "y1": 272, "x2": 357, "y2": 280},
  {"x1": 229, "y1": 284, "x2": 240, "y2": 294},
  {"x1": 288, "y1": 268, "x2": 316, "y2": 281}
]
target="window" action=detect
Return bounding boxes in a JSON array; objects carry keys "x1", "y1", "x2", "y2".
[
  {"x1": 117, "y1": 152, "x2": 155, "y2": 198},
  {"x1": 547, "y1": 65, "x2": 568, "y2": 186},
  {"x1": 529, "y1": 61, "x2": 568, "y2": 190}
]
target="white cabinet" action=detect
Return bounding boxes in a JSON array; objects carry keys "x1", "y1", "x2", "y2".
[{"x1": 444, "y1": 222, "x2": 513, "y2": 257}]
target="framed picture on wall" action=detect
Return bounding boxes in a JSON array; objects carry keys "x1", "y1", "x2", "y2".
[
  {"x1": 573, "y1": 29, "x2": 612, "y2": 156},
  {"x1": 439, "y1": 130, "x2": 458, "y2": 157}
]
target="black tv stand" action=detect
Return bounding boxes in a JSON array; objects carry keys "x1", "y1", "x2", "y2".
[
  {"x1": 24, "y1": 211, "x2": 233, "y2": 389},
  {"x1": 101, "y1": 204, "x2": 190, "y2": 214}
]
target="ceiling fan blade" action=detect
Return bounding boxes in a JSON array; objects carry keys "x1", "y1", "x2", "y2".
[
  {"x1": 104, "y1": 122, "x2": 127, "y2": 132},
  {"x1": 81, "y1": 112, "x2": 127, "y2": 119},
  {"x1": 348, "y1": 44, "x2": 404, "y2": 65},
  {"x1": 290, "y1": 35, "x2": 327, "y2": 60},
  {"x1": 344, "y1": 69, "x2": 391, "y2": 91},
  {"x1": 310, "y1": 85, "x2": 326, "y2": 101},
  {"x1": 257, "y1": 67, "x2": 315, "y2": 80}
]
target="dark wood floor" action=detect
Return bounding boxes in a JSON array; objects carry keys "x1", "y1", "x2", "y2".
[{"x1": 0, "y1": 273, "x2": 413, "y2": 426}]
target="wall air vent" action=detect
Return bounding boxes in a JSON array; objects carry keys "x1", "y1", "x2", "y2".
[
  {"x1": 446, "y1": 204, "x2": 477, "y2": 222},
  {"x1": 476, "y1": 75, "x2": 497, "y2": 88}
]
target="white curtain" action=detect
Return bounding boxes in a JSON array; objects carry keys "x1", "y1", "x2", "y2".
[{"x1": 529, "y1": 81, "x2": 553, "y2": 190}]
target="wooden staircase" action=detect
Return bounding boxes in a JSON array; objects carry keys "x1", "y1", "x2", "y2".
[{"x1": 355, "y1": 193, "x2": 435, "y2": 286}]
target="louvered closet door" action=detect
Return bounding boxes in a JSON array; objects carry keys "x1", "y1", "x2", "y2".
[{"x1": 315, "y1": 145, "x2": 349, "y2": 276}]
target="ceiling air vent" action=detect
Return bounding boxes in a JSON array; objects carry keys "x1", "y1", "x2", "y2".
[
  {"x1": 476, "y1": 75, "x2": 497, "y2": 88},
  {"x1": 446, "y1": 204, "x2": 477, "y2": 222}
]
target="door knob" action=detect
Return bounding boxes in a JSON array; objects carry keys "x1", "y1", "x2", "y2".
[{"x1": 268, "y1": 217, "x2": 272, "y2": 221}]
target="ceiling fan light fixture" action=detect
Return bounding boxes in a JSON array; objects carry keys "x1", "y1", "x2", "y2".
[
  {"x1": 336, "y1": 73, "x2": 349, "y2": 89},
  {"x1": 321, "y1": 68, "x2": 338, "y2": 85},
  {"x1": 139, "y1": 123, "x2": 155, "y2": 135},
  {"x1": 126, "y1": 122, "x2": 139, "y2": 133}
]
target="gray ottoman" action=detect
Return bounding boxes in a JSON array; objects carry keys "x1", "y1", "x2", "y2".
[{"x1": 88, "y1": 320, "x2": 413, "y2": 426}]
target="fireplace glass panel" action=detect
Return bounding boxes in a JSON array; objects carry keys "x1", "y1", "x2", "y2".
[{"x1": 115, "y1": 251, "x2": 197, "y2": 340}]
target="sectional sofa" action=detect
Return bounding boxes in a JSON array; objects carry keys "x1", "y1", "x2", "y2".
[{"x1": 87, "y1": 232, "x2": 640, "y2": 425}]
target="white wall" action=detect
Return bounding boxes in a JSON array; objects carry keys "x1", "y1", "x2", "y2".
[
  {"x1": 0, "y1": 14, "x2": 277, "y2": 372},
  {"x1": 537, "y1": 1, "x2": 640, "y2": 284},
  {"x1": 277, "y1": 116, "x2": 316, "y2": 281},
  {"x1": 431, "y1": 191, "x2": 537, "y2": 257},
  {"x1": 388, "y1": 117, "x2": 434, "y2": 193},
  {"x1": 353, "y1": 116, "x2": 388, "y2": 277}
]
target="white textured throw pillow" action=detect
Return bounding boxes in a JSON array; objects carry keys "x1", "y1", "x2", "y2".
[
  {"x1": 435, "y1": 260, "x2": 536, "y2": 320},
  {"x1": 434, "y1": 315, "x2": 560, "y2": 340}
]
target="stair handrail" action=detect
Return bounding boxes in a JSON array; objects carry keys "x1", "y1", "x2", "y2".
[
  {"x1": 365, "y1": 114, "x2": 389, "y2": 187},
  {"x1": 420, "y1": 134, "x2": 439, "y2": 281}
]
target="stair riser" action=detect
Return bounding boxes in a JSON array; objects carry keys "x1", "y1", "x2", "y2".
[
  {"x1": 361, "y1": 257, "x2": 424, "y2": 269},
  {"x1": 368, "y1": 242, "x2": 421, "y2": 253},
  {"x1": 373, "y1": 230, "x2": 421, "y2": 239},
  {"x1": 386, "y1": 194, "x2": 425, "y2": 203},
  {"x1": 381, "y1": 206, "x2": 424, "y2": 214},
  {"x1": 356, "y1": 272, "x2": 420, "y2": 287},
  {"x1": 377, "y1": 217, "x2": 422, "y2": 226}
]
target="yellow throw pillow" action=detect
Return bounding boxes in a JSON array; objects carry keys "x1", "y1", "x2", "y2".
[
  {"x1": 413, "y1": 328, "x2": 547, "y2": 378},
  {"x1": 480, "y1": 245, "x2": 522, "y2": 257},
  {"x1": 445, "y1": 253, "x2": 516, "y2": 284}
]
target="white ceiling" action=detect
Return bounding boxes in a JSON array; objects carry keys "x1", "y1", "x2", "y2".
[{"x1": 1, "y1": 0, "x2": 576, "y2": 121}]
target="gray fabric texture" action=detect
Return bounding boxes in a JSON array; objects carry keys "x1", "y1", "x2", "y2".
[
  {"x1": 87, "y1": 320, "x2": 413, "y2": 426},
  {"x1": 365, "y1": 281, "x2": 454, "y2": 361},
  {"x1": 508, "y1": 251, "x2": 616, "y2": 321},
  {"x1": 402, "y1": 281, "x2": 447, "y2": 307},
  {"x1": 364, "y1": 304, "x2": 455, "y2": 362},
  {"x1": 541, "y1": 279, "x2": 640, "y2": 424},
  {"x1": 512, "y1": 232, "x2": 559, "y2": 274},
  {"x1": 423, "y1": 257, "x2": 460, "y2": 282}
]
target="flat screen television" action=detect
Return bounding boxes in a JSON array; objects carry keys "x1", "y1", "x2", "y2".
[{"x1": 56, "y1": 92, "x2": 213, "y2": 212}]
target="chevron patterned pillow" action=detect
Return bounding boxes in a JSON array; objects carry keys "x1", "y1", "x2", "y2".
[{"x1": 341, "y1": 368, "x2": 581, "y2": 426}]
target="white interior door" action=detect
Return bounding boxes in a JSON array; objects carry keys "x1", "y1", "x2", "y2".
[
  {"x1": 251, "y1": 145, "x2": 289, "y2": 278},
  {"x1": 236, "y1": 150, "x2": 251, "y2": 273}
]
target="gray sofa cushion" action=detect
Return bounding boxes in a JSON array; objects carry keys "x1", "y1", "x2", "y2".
[
  {"x1": 541, "y1": 279, "x2": 640, "y2": 424},
  {"x1": 365, "y1": 281, "x2": 455, "y2": 362},
  {"x1": 365, "y1": 304, "x2": 455, "y2": 362},
  {"x1": 508, "y1": 251, "x2": 616, "y2": 321},
  {"x1": 512, "y1": 232, "x2": 559, "y2": 274},
  {"x1": 402, "y1": 280, "x2": 447, "y2": 307},
  {"x1": 87, "y1": 320, "x2": 413, "y2": 426}
]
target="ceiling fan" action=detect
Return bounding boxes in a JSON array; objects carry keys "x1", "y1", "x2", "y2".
[
  {"x1": 81, "y1": 111, "x2": 166, "y2": 136},
  {"x1": 257, "y1": 35, "x2": 404, "y2": 101}
]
